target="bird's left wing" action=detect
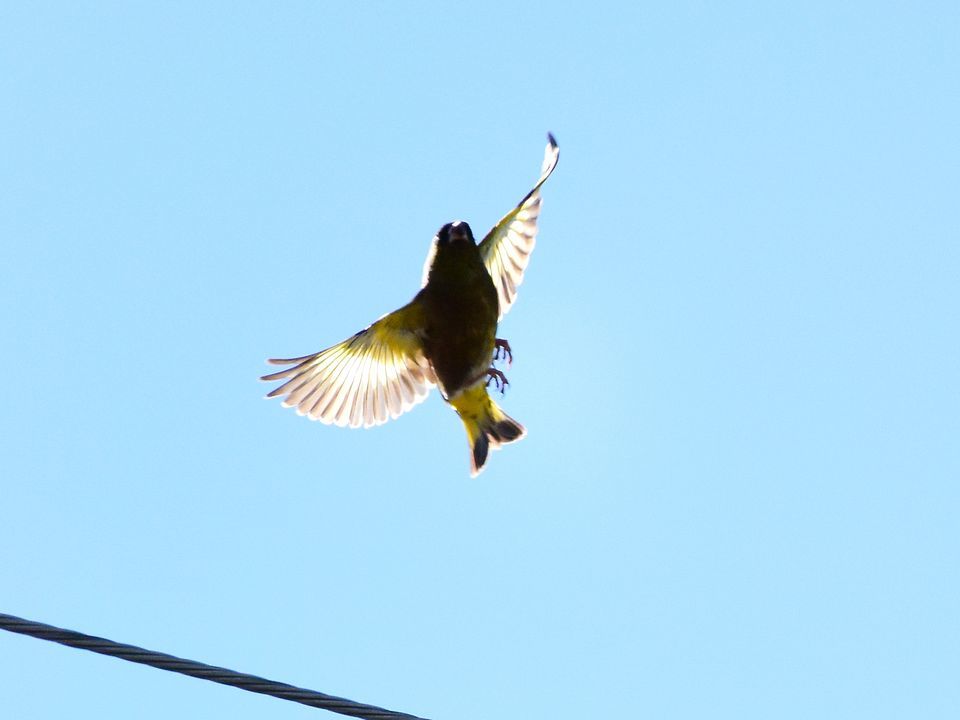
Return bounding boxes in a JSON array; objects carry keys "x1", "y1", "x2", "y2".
[
  {"x1": 260, "y1": 301, "x2": 436, "y2": 428},
  {"x1": 477, "y1": 133, "x2": 559, "y2": 319}
]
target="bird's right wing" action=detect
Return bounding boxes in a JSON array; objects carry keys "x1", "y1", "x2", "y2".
[
  {"x1": 260, "y1": 301, "x2": 436, "y2": 428},
  {"x1": 477, "y1": 133, "x2": 559, "y2": 319}
]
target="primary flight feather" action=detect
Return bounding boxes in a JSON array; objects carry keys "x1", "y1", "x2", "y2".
[{"x1": 261, "y1": 134, "x2": 559, "y2": 476}]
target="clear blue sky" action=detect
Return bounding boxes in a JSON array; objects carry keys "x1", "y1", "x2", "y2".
[{"x1": 1, "y1": 2, "x2": 958, "y2": 718}]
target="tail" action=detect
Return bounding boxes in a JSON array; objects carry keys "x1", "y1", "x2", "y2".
[{"x1": 450, "y1": 384, "x2": 526, "y2": 477}]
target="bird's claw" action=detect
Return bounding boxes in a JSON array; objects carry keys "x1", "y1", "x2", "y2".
[
  {"x1": 485, "y1": 368, "x2": 509, "y2": 394},
  {"x1": 493, "y1": 338, "x2": 513, "y2": 367}
]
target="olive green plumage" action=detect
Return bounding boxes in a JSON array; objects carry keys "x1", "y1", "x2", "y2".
[{"x1": 417, "y1": 222, "x2": 499, "y2": 397}]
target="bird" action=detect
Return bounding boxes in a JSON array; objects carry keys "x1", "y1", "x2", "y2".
[{"x1": 261, "y1": 134, "x2": 559, "y2": 476}]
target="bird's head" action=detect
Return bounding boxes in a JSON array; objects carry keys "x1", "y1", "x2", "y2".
[
  {"x1": 437, "y1": 220, "x2": 475, "y2": 247},
  {"x1": 420, "y1": 220, "x2": 478, "y2": 286}
]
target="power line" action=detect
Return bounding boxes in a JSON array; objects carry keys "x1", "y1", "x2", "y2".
[{"x1": 0, "y1": 612, "x2": 431, "y2": 720}]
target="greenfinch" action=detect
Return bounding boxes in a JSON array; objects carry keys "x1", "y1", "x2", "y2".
[{"x1": 261, "y1": 134, "x2": 559, "y2": 476}]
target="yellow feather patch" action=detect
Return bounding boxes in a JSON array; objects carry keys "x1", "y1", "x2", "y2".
[{"x1": 261, "y1": 303, "x2": 436, "y2": 428}]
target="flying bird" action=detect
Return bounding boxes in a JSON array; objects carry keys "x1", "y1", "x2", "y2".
[{"x1": 261, "y1": 134, "x2": 559, "y2": 476}]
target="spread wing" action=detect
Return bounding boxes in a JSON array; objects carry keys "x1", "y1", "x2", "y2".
[
  {"x1": 477, "y1": 133, "x2": 559, "y2": 319},
  {"x1": 260, "y1": 302, "x2": 436, "y2": 428}
]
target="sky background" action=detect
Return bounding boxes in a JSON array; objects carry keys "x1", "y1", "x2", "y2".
[{"x1": 1, "y1": 2, "x2": 958, "y2": 719}]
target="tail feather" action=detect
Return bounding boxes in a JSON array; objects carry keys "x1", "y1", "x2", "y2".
[
  {"x1": 451, "y1": 384, "x2": 526, "y2": 477},
  {"x1": 472, "y1": 432, "x2": 490, "y2": 475},
  {"x1": 488, "y1": 416, "x2": 524, "y2": 444}
]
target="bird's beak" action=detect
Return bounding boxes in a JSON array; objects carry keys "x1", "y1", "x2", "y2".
[{"x1": 449, "y1": 223, "x2": 469, "y2": 242}]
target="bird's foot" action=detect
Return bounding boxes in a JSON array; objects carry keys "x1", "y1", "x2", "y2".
[
  {"x1": 485, "y1": 368, "x2": 509, "y2": 394},
  {"x1": 493, "y1": 338, "x2": 513, "y2": 366}
]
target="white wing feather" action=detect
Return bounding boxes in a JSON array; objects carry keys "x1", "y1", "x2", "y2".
[
  {"x1": 261, "y1": 304, "x2": 436, "y2": 428},
  {"x1": 477, "y1": 134, "x2": 559, "y2": 318}
]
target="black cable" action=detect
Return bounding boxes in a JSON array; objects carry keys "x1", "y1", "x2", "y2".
[{"x1": 0, "y1": 612, "x2": 431, "y2": 720}]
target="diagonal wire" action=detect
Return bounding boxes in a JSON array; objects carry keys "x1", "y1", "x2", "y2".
[{"x1": 0, "y1": 612, "x2": 431, "y2": 720}]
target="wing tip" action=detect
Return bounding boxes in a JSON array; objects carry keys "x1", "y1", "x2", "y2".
[
  {"x1": 266, "y1": 352, "x2": 319, "y2": 366},
  {"x1": 546, "y1": 131, "x2": 558, "y2": 148}
]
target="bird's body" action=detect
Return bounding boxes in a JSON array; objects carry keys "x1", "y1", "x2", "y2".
[
  {"x1": 417, "y1": 225, "x2": 499, "y2": 397},
  {"x1": 261, "y1": 135, "x2": 559, "y2": 476}
]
